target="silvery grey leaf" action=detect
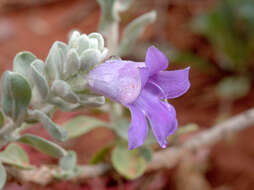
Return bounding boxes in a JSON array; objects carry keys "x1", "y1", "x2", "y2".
[
  {"x1": 68, "y1": 31, "x2": 80, "y2": 49},
  {"x1": 88, "y1": 33, "x2": 105, "y2": 51},
  {"x1": 77, "y1": 34, "x2": 90, "y2": 55},
  {"x1": 63, "y1": 49, "x2": 80, "y2": 80},
  {"x1": 30, "y1": 60, "x2": 49, "y2": 101},
  {"x1": 89, "y1": 38, "x2": 99, "y2": 49},
  {"x1": 28, "y1": 110, "x2": 68, "y2": 142},
  {"x1": 51, "y1": 80, "x2": 79, "y2": 104},
  {"x1": 1, "y1": 71, "x2": 32, "y2": 123},
  {"x1": 18, "y1": 134, "x2": 67, "y2": 158},
  {"x1": 45, "y1": 41, "x2": 68, "y2": 82},
  {"x1": 49, "y1": 97, "x2": 80, "y2": 112},
  {"x1": 68, "y1": 74, "x2": 88, "y2": 92},
  {"x1": 13, "y1": 51, "x2": 37, "y2": 87},
  {"x1": 78, "y1": 94, "x2": 105, "y2": 107},
  {"x1": 0, "y1": 143, "x2": 32, "y2": 169},
  {"x1": 101, "y1": 48, "x2": 109, "y2": 60},
  {"x1": 62, "y1": 115, "x2": 110, "y2": 139},
  {"x1": 80, "y1": 49, "x2": 101, "y2": 71}
]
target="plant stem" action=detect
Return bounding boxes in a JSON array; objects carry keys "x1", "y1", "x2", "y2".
[{"x1": 7, "y1": 107, "x2": 254, "y2": 184}]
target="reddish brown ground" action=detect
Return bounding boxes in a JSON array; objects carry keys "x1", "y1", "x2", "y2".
[{"x1": 1, "y1": 0, "x2": 254, "y2": 190}]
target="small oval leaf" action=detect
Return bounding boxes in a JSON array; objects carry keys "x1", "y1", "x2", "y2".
[
  {"x1": 68, "y1": 74, "x2": 88, "y2": 92},
  {"x1": 1, "y1": 71, "x2": 32, "y2": 122},
  {"x1": 62, "y1": 115, "x2": 110, "y2": 139},
  {"x1": 88, "y1": 33, "x2": 105, "y2": 51},
  {"x1": 68, "y1": 31, "x2": 81, "y2": 49},
  {"x1": 77, "y1": 34, "x2": 90, "y2": 54},
  {"x1": 51, "y1": 80, "x2": 79, "y2": 104},
  {"x1": 64, "y1": 49, "x2": 80, "y2": 79},
  {"x1": 18, "y1": 134, "x2": 67, "y2": 158},
  {"x1": 49, "y1": 97, "x2": 80, "y2": 112},
  {"x1": 112, "y1": 143, "x2": 146, "y2": 179},
  {"x1": 29, "y1": 110, "x2": 68, "y2": 142},
  {"x1": 13, "y1": 51, "x2": 37, "y2": 86},
  {"x1": 80, "y1": 49, "x2": 101, "y2": 71},
  {"x1": 0, "y1": 143, "x2": 32, "y2": 169},
  {"x1": 78, "y1": 94, "x2": 105, "y2": 107},
  {"x1": 31, "y1": 60, "x2": 49, "y2": 101},
  {"x1": 45, "y1": 41, "x2": 68, "y2": 82}
]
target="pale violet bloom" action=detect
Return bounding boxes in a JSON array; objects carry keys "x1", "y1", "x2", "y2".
[{"x1": 87, "y1": 46, "x2": 190, "y2": 149}]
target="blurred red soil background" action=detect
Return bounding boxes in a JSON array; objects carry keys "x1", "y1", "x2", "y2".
[{"x1": 0, "y1": 0, "x2": 254, "y2": 189}]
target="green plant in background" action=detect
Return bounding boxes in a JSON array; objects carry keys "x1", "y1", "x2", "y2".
[
  {"x1": 157, "y1": 0, "x2": 254, "y2": 118},
  {"x1": 193, "y1": 0, "x2": 254, "y2": 73},
  {"x1": 159, "y1": 0, "x2": 254, "y2": 103},
  {"x1": 192, "y1": 0, "x2": 254, "y2": 102}
]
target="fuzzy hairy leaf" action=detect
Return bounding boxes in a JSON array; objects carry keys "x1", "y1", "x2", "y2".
[
  {"x1": 80, "y1": 49, "x2": 101, "y2": 71},
  {"x1": 45, "y1": 41, "x2": 68, "y2": 82},
  {"x1": 51, "y1": 80, "x2": 79, "y2": 104},
  {"x1": 88, "y1": 33, "x2": 105, "y2": 51},
  {"x1": 0, "y1": 143, "x2": 32, "y2": 169},
  {"x1": 64, "y1": 49, "x2": 80, "y2": 79},
  {"x1": 112, "y1": 142, "x2": 146, "y2": 179},
  {"x1": 18, "y1": 134, "x2": 67, "y2": 158},
  {"x1": 13, "y1": 51, "x2": 37, "y2": 87},
  {"x1": 29, "y1": 110, "x2": 68, "y2": 142},
  {"x1": 31, "y1": 60, "x2": 49, "y2": 101},
  {"x1": 1, "y1": 71, "x2": 32, "y2": 122},
  {"x1": 63, "y1": 116, "x2": 110, "y2": 139},
  {"x1": 77, "y1": 34, "x2": 90, "y2": 54}
]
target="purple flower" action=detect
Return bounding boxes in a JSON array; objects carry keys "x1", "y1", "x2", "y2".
[{"x1": 87, "y1": 46, "x2": 190, "y2": 149}]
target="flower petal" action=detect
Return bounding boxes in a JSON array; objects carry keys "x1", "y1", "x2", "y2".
[
  {"x1": 145, "y1": 46, "x2": 169, "y2": 76},
  {"x1": 138, "y1": 67, "x2": 149, "y2": 88},
  {"x1": 106, "y1": 60, "x2": 145, "y2": 68},
  {"x1": 87, "y1": 60, "x2": 142, "y2": 105},
  {"x1": 149, "y1": 67, "x2": 190, "y2": 99},
  {"x1": 127, "y1": 104, "x2": 149, "y2": 150},
  {"x1": 133, "y1": 89, "x2": 177, "y2": 148}
]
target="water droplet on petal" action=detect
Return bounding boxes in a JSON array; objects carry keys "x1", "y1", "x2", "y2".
[{"x1": 161, "y1": 140, "x2": 168, "y2": 148}]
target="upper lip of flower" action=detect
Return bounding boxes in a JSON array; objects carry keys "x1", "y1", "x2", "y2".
[{"x1": 87, "y1": 45, "x2": 190, "y2": 150}]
